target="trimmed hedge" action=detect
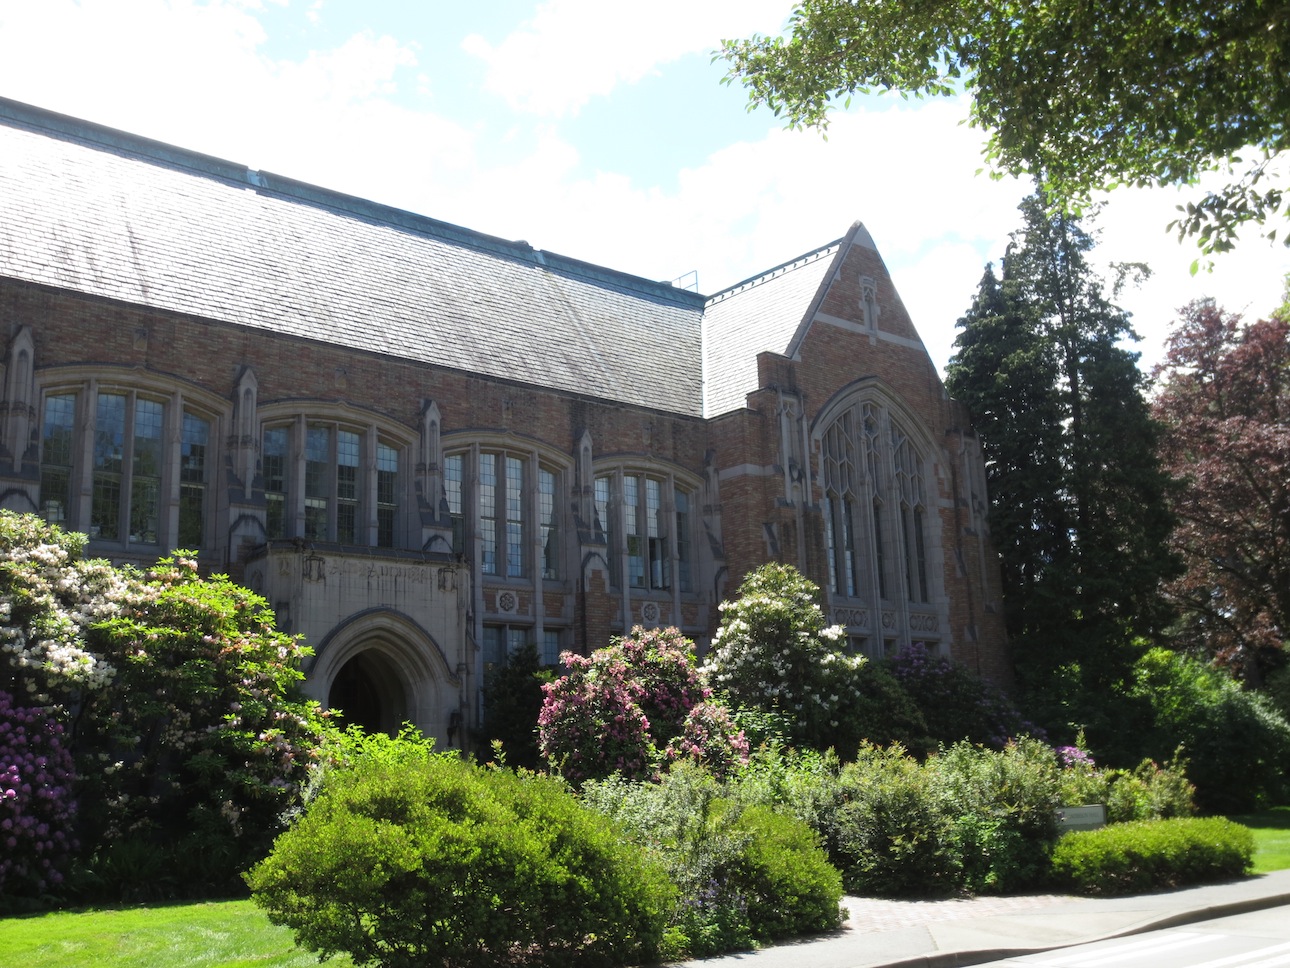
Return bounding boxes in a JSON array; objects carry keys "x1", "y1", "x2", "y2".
[{"x1": 1051, "y1": 817, "x2": 1253, "y2": 895}]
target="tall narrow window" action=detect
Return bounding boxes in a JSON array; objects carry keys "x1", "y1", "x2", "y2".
[
  {"x1": 645, "y1": 478, "x2": 669, "y2": 589},
  {"x1": 541, "y1": 629, "x2": 562, "y2": 666},
  {"x1": 893, "y1": 425, "x2": 929, "y2": 603},
  {"x1": 479, "y1": 452, "x2": 497, "y2": 575},
  {"x1": 444, "y1": 453, "x2": 464, "y2": 553},
  {"x1": 595, "y1": 474, "x2": 617, "y2": 587},
  {"x1": 263, "y1": 427, "x2": 288, "y2": 540},
  {"x1": 376, "y1": 443, "x2": 398, "y2": 548},
  {"x1": 178, "y1": 412, "x2": 209, "y2": 548},
  {"x1": 539, "y1": 468, "x2": 558, "y2": 579},
  {"x1": 624, "y1": 474, "x2": 645, "y2": 587},
  {"x1": 129, "y1": 399, "x2": 163, "y2": 544},
  {"x1": 40, "y1": 393, "x2": 76, "y2": 525},
  {"x1": 914, "y1": 507, "x2": 929, "y2": 602},
  {"x1": 873, "y1": 501, "x2": 888, "y2": 600},
  {"x1": 304, "y1": 425, "x2": 330, "y2": 541},
  {"x1": 505, "y1": 455, "x2": 524, "y2": 577},
  {"x1": 822, "y1": 494, "x2": 838, "y2": 593},
  {"x1": 675, "y1": 487, "x2": 692, "y2": 593},
  {"x1": 91, "y1": 393, "x2": 126, "y2": 540},
  {"x1": 336, "y1": 429, "x2": 359, "y2": 543}
]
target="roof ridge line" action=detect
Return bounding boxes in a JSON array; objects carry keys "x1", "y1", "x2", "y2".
[{"x1": 703, "y1": 239, "x2": 844, "y2": 307}]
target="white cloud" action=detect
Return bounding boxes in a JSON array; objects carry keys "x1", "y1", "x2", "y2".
[{"x1": 462, "y1": 0, "x2": 793, "y2": 117}]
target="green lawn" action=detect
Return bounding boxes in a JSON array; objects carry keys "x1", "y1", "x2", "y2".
[
  {"x1": 0, "y1": 898, "x2": 353, "y2": 968},
  {"x1": 1231, "y1": 806, "x2": 1290, "y2": 874}
]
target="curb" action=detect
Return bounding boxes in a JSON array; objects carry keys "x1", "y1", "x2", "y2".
[{"x1": 875, "y1": 889, "x2": 1290, "y2": 968}]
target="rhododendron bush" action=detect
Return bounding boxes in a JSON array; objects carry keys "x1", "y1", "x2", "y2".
[
  {"x1": 538, "y1": 626, "x2": 747, "y2": 783},
  {"x1": 0, "y1": 691, "x2": 76, "y2": 897},
  {"x1": 703, "y1": 564, "x2": 929, "y2": 755},
  {"x1": 0, "y1": 511, "x2": 325, "y2": 901}
]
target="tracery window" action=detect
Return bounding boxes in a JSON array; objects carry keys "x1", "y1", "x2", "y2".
[
  {"x1": 819, "y1": 399, "x2": 931, "y2": 605},
  {"x1": 594, "y1": 468, "x2": 694, "y2": 593}
]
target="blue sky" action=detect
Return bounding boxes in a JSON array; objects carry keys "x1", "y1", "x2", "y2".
[{"x1": 1, "y1": 0, "x2": 1286, "y2": 376}]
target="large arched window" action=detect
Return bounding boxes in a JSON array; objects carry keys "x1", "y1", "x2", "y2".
[
  {"x1": 37, "y1": 380, "x2": 217, "y2": 552},
  {"x1": 817, "y1": 397, "x2": 932, "y2": 607},
  {"x1": 261, "y1": 414, "x2": 407, "y2": 548}
]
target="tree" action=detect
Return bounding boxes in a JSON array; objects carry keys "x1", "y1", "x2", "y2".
[
  {"x1": 721, "y1": 1, "x2": 1290, "y2": 254},
  {"x1": 945, "y1": 196, "x2": 1177, "y2": 728},
  {"x1": 1152, "y1": 299, "x2": 1290, "y2": 682}
]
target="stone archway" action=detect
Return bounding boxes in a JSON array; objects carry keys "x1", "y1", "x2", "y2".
[
  {"x1": 327, "y1": 649, "x2": 410, "y2": 735},
  {"x1": 308, "y1": 609, "x2": 461, "y2": 747}
]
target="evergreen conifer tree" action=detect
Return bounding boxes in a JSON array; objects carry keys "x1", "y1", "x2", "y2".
[{"x1": 946, "y1": 195, "x2": 1177, "y2": 736}]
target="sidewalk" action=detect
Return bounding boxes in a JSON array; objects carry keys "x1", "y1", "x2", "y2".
[{"x1": 680, "y1": 869, "x2": 1290, "y2": 968}]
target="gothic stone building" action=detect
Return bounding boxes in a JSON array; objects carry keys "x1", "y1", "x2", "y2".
[{"x1": 0, "y1": 98, "x2": 1008, "y2": 748}]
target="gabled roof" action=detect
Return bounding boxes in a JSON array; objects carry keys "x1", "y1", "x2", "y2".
[
  {"x1": 702, "y1": 241, "x2": 843, "y2": 417},
  {"x1": 0, "y1": 98, "x2": 707, "y2": 416}
]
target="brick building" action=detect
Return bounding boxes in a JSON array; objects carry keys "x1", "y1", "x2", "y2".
[{"x1": 0, "y1": 98, "x2": 1008, "y2": 747}]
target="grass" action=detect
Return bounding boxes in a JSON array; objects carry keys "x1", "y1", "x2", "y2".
[
  {"x1": 0, "y1": 898, "x2": 353, "y2": 968},
  {"x1": 1230, "y1": 806, "x2": 1290, "y2": 874}
]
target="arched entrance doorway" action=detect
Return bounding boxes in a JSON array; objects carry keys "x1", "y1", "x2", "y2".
[
  {"x1": 327, "y1": 650, "x2": 410, "y2": 736},
  {"x1": 308, "y1": 609, "x2": 462, "y2": 748}
]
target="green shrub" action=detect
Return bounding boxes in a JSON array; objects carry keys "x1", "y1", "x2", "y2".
[
  {"x1": 731, "y1": 744, "x2": 845, "y2": 843},
  {"x1": 927, "y1": 738, "x2": 1061, "y2": 893},
  {"x1": 1051, "y1": 817, "x2": 1254, "y2": 895},
  {"x1": 1128, "y1": 648, "x2": 1290, "y2": 813},
  {"x1": 729, "y1": 804, "x2": 843, "y2": 941},
  {"x1": 581, "y1": 762, "x2": 842, "y2": 959},
  {"x1": 246, "y1": 752, "x2": 673, "y2": 968},
  {"x1": 831, "y1": 744, "x2": 956, "y2": 896},
  {"x1": 1058, "y1": 750, "x2": 1195, "y2": 824}
]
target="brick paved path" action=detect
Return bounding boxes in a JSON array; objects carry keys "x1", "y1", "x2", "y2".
[{"x1": 844, "y1": 893, "x2": 1073, "y2": 934}]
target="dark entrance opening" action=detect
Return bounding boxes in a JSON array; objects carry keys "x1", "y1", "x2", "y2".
[{"x1": 327, "y1": 650, "x2": 409, "y2": 736}]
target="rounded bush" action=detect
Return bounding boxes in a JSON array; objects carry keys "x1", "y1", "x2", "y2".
[
  {"x1": 1051, "y1": 817, "x2": 1254, "y2": 895},
  {"x1": 246, "y1": 751, "x2": 674, "y2": 968},
  {"x1": 727, "y1": 803, "x2": 843, "y2": 941}
]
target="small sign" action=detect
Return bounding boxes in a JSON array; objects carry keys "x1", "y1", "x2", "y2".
[{"x1": 1056, "y1": 804, "x2": 1107, "y2": 834}]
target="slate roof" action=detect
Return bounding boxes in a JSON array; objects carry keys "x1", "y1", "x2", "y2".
[
  {"x1": 0, "y1": 99, "x2": 709, "y2": 416},
  {"x1": 702, "y1": 242, "x2": 842, "y2": 417}
]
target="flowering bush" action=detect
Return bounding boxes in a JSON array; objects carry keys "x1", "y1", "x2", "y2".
[
  {"x1": 703, "y1": 564, "x2": 926, "y2": 754},
  {"x1": 539, "y1": 627, "x2": 745, "y2": 784},
  {"x1": 663, "y1": 702, "x2": 750, "y2": 778},
  {"x1": 0, "y1": 512, "x2": 135, "y2": 704},
  {"x1": 73, "y1": 556, "x2": 327, "y2": 897},
  {"x1": 0, "y1": 691, "x2": 77, "y2": 900},
  {"x1": 886, "y1": 641, "x2": 1040, "y2": 747},
  {"x1": 0, "y1": 513, "x2": 327, "y2": 900}
]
